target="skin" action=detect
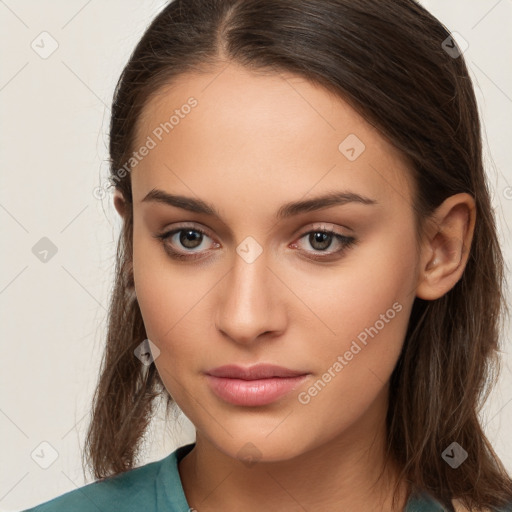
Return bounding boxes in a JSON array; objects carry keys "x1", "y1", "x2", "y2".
[{"x1": 113, "y1": 61, "x2": 476, "y2": 511}]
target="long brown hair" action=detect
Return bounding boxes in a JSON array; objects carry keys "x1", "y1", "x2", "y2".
[{"x1": 84, "y1": 0, "x2": 512, "y2": 509}]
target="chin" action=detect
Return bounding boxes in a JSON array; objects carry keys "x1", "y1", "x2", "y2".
[{"x1": 206, "y1": 430, "x2": 315, "y2": 466}]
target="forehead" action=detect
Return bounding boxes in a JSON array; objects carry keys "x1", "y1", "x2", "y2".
[{"x1": 130, "y1": 62, "x2": 415, "y2": 212}]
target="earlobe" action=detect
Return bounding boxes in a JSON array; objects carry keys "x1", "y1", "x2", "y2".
[{"x1": 416, "y1": 193, "x2": 476, "y2": 301}]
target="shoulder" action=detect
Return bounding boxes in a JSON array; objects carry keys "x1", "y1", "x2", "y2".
[
  {"x1": 20, "y1": 456, "x2": 168, "y2": 512},
  {"x1": 407, "y1": 492, "x2": 512, "y2": 512},
  {"x1": 452, "y1": 498, "x2": 512, "y2": 512}
]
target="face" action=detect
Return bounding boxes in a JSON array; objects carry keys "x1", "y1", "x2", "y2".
[{"x1": 124, "y1": 62, "x2": 422, "y2": 462}]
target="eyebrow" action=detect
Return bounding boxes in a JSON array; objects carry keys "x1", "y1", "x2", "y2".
[{"x1": 141, "y1": 188, "x2": 378, "y2": 220}]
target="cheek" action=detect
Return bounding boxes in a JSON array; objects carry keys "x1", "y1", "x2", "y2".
[
  {"x1": 132, "y1": 235, "x2": 172, "y2": 339},
  {"x1": 132, "y1": 227, "x2": 187, "y2": 344},
  {"x1": 290, "y1": 226, "x2": 416, "y2": 408},
  {"x1": 132, "y1": 229, "x2": 217, "y2": 369},
  {"x1": 132, "y1": 244, "x2": 202, "y2": 405},
  {"x1": 291, "y1": 225, "x2": 417, "y2": 347}
]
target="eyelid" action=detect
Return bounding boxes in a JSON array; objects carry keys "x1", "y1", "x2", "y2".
[
  {"x1": 156, "y1": 222, "x2": 217, "y2": 241},
  {"x1": 294, "y1": 222, "x2": 352, "y2": 237}
]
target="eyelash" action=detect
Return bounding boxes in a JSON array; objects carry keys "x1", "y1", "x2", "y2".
[{"x1": 153, "y1": 224, "x2": 358, "y2": 262}]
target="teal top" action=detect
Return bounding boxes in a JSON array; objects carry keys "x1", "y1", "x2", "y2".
[{"x1": 21, "y1": 443, "x2": 512, "y2": 512}]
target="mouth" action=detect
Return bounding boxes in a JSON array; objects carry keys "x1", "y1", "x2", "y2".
[{"x1": 204, "y1": 363, "x2": 310, "y2": 406}]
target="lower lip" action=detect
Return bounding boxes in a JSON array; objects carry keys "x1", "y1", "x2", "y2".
[{"x1": 205, "y1": 374, "x2": 309, "y2": 406}]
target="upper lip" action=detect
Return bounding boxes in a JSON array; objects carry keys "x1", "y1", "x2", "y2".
[{"x1": 205, "y1": 364, "x2": 308, "y2": 380}]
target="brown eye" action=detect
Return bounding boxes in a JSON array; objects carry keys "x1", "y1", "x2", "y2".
[
  {"x1": 308, "y1": 231, "x2": 334, "y2": 251},
  {"x1": 293, "y1": 229, "x2": 358, "y2": 261},
  {"x1": 179, "y1": 229, "x2": 204, "y2": 249},
  {"x1": 153, "y1": 225, "x2": 218, "y2": 261}
]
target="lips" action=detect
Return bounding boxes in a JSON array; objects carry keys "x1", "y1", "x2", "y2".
[
  {"x1": 204, "y1": 364, "x2": 310, "y2": 406},
  {"x1": 205, "y1": 363, "x2": 308, "y2": 380}
]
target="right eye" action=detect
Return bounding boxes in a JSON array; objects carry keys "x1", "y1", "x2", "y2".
[{"x1": 153, "y1": 225, "x2": 220, "y2": 261}]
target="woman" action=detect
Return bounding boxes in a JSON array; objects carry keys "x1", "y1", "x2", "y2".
[{"x1": 24, "y1": 0, "x2": 512, "y2": 510}]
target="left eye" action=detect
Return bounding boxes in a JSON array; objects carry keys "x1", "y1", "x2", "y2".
[
  {"x1": 292, "y1": 228, "x2": 357, "y2": 259},
  {"x1": 297, "y1": 230, "x2": 353, "y2": 252}
]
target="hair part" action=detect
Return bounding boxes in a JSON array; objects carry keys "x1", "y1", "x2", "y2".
[{"x1": 83, "y1": 1, "x2": 512, "y2": 510}]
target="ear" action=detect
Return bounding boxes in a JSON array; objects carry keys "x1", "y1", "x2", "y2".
[
  {"x1": 113, "y1": 188, "x2": 127, "y2": 219},
  {"x1": 415, "y1": 193, "x2": 476, "y2": 300}
]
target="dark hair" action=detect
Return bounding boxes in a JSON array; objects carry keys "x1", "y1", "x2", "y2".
[{"x1": 84, "y1": 1, "x2": 512, "y2": 510}]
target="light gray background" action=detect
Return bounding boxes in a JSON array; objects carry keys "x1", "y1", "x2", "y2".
[{"x1": 1, "y1": 1, "x2": 511, "y2": 510}]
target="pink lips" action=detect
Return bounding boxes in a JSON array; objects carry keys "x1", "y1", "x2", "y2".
[{"x1": 205, "y1": 364, "x2": 310, "y2": 406}]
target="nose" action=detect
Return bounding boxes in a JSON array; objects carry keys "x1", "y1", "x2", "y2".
[{"x1": 215, "y1": 251, "x2": 287, "y2": 345}]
